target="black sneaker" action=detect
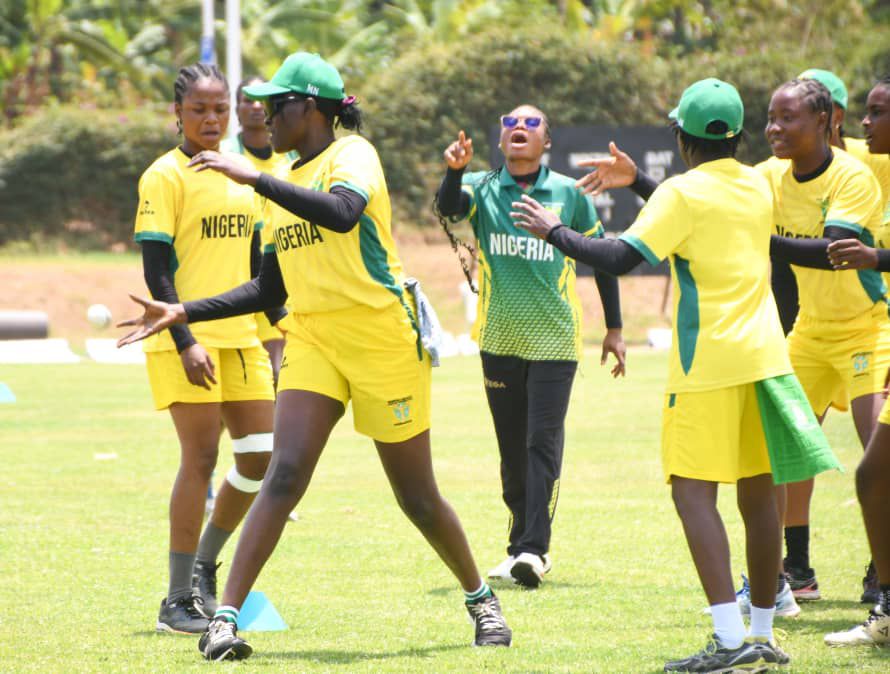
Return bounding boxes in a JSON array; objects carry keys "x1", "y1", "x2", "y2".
[
  {"x1": 193, "y1": 560, "x2": 221, "y2": 617},
  {"x1": 465, "y1": 593, "x2": 512, "y2": 647},
  {"x1": 199, "y1": 618, "x2": 253, "y2": 661},
  {"x1": 156, "y1": 594, "x2": 210, "y2": 634},
  {"x1": 748, "y1": 636, "x2": 791, "y2": 666},
  {"x1": 861, "y1": 561, "x2": 880, "y2": 605},
  {"x1": 664, "y1": 635, "x2": 766, "y2": 672},
  {"x1": 783, "y1": 560, "x2": 820, "y2": 600}
]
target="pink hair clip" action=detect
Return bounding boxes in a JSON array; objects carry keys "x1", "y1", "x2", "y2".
[{"x1": 341, "y1": 95, "x2": 357, "y2": 107}]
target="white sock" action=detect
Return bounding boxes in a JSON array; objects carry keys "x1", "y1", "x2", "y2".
[
  {"x1": 710, "y1": 601, "x2": 746, "y2": 649},
  {"x1": 749, "y1": 605, "x2": 775, "y2": 640}
]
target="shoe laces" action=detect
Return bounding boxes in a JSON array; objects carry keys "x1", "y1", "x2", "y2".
[
  {"x1": 469, "y1": 598, "x2": 506, "y2": 631},
  {"x1": 211, "y1": 618, "x2": 236, "y2": 638},
  {"x1": 196, "y1": 561, "x2": 221, "y2": 596},
  {"x1": 171, "y1": 594, "x2": 206, "y2": 619}
]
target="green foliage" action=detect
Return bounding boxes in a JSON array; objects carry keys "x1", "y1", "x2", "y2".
[
  {"x1": 0, "y1": 105, "x2": 174, "y2": 248},
  {"x1": 361, "y1": 24, "x2": 667, "y2": 219}
]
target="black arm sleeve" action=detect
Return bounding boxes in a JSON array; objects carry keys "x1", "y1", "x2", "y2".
[
  {"x1": 771, "y1": 259, "x2": 799, "y2": 335},
  {"x1": 435, "y1": 168, "x2": 471, "y2": 218},
  {"x1": 546, "y1": 226, "x2": 644, "y2": 276},
  {"x1": 141, "y1": 241, "x2": 197, "y2": 353},
  {"x1": 593, "y1": 270, "x2": 623, "y2": 329},
  {"x1": 250, "y1": 230, "x2": 288, "y2": 327},
  {"x1": 769, "y1": 226, "x2": 858, "y2": 270},
  {"x1": 254, "y1": 173, "x2": 366, "y2": 233},
  {"x1": 629, "y1": 170, "x2": 659, "y2": 201},
  {"x1": 184, "y1": 251, "x2": 288, "y2": 323}
]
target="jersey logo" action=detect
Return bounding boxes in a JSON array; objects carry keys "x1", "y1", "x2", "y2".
[
  {"x1": 819, "y1": 196, "x2": 830, "y2": 226},
  {"x1": 388, "y1": 396, "x2": 413, "y2": 426},
  {"x1": 852, "y1": 352, "x2": 871, "y2": 375},
  {"x1": 489, "y1": 233, "x2": 555, "y2": 261},
  {"x1": 273, "y1": 221, "x2": 325, "y2": 252},
  {"x1": 138, "y1": 200, "x2": 155, "y2": 216}
]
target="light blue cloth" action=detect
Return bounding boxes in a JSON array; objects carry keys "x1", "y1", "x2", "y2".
[{"x1": 404, "y1": 277, "x2": 443, "y2": 367}]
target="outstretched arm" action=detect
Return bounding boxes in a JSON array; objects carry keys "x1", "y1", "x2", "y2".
[{"x1": 575, "y1": 141, "x2": 658, "y2": 200}]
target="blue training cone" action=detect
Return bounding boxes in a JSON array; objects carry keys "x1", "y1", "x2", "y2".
[
  {"x1": 0, "y1": 383, "x2": 15, "y2": 403},
  {"x1": 238, "y1": 591, "x2": 288, "y2": 632}
]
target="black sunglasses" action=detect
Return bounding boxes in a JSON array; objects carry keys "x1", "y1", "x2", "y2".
[{"x1": 264, "y1": 95, "x2": 307, "y2": 120}]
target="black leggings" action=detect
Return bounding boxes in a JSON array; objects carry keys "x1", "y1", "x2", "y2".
[{"x1": 480, "y1": 352, "x2": 578, "y2": 557}]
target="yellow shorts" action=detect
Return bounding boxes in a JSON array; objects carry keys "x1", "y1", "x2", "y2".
[
  {"x1": 788, "y1": 304, "x2": 887, "y2": 415},
  {"x1": 145, "y1": 345, "x2": 275, "y2": 410},
  {"x1": 255, "y1": 312, "x2": 283, "y2": 343},
  {"x1": 277, "y1": 299, "x2": 431, "y2": 443},
  {"x1": 661, "y1": 383, "x2": 772, "y2": 484}
]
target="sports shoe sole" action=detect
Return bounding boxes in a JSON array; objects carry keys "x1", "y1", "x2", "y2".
[
  {"x1": 791, "y1": 587, "x2": 821, "y2": 601},
  {"x1": 207, "y1": 642, "x2": 253, "y2": 661},
  {"x1": 511, "y1": 561, "x2": 542, "y2": 588},
  {"x1": 155, "y1": 621, "x2": 208, "y2": 635}
]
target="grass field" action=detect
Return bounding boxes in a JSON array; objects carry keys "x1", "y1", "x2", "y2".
[{"x1": 1, "y1": 351, "x2": 889, "y2": 672}]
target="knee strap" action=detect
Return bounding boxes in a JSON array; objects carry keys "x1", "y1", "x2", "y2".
[
  {"x1": 226, "y1": 466, "x2": 263, "y2": 493},
  {"x1": 232, "y1": 432, "x2": 273, "y2": 454}
]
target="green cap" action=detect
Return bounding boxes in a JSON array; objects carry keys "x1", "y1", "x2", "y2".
[
  {"x1": 798, "y1": 68, "x2": 848, "y2": 109},
  {"x1": 243, "y1": 52, "x2": 346, "y2": 101},
  {"x1": 669, "y1": 78, "x2": 744, "y2": 140}
]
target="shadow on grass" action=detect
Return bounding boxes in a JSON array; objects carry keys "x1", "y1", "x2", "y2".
[
  {"x1": 259, "y1": 643, "x2": 465, "y2": 664},
  {"x1": 426, "y1": 580, "x2": 587, "y2": 596}
]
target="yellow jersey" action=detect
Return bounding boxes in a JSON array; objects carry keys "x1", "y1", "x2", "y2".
[
  {"x1": 134, "y1": 147, "x2": 263, "y2": 352},
  {"x1": 220, "y1": 134, "x2": 296, "y2": 174},
  {"x1": 262, "y1": 135, "x2": 405, "y2": 314},
  {"x1": 619, "y1": 158, "x2": 791, "y2": 393},
  {"x1": 845, "y1": 138, "x2": 890, "y2": 225},
  {"x1": 757, "y1": 150, "x2": 886, "y2": 322}
]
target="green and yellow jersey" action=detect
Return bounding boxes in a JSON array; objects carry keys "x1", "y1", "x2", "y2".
[
  {"x1": 134, "y1": 147, "x2": 263, "y2": 352},
  {"x1": 620, "y1": 158, "x2": 791, "y2": 393},
  {"x1": 262, "y1": 135, "x2": 405, "y2": 313},
  {"x1": 756, "y1": 149, "x2": 886, "y2": 322},
  {"x1": 845, "y1": 138, "x2": 890, "y2": 292},
  {"x1": 459, "y1": 166, "x2": 601, "y2": 361}
]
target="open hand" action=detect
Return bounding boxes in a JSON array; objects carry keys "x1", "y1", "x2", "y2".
[
  {"x1": 826, "y1": 239, "x2": 878, "y2": 270},
  {"x1": 444, "y1": 130, "x2": 474, "y2": 170},
  {"x1": 575, "y1": 142, "x2": 637, "y2": 196},
  {"x1": 188, "y1": 150, "x2": 260, "y2": 185},
  {"x1": 116, "y1": 294, "x2": 187, "y2": 347},
  {"x1": 601, "y1": 328, "x2": 627, "y2": 378}
]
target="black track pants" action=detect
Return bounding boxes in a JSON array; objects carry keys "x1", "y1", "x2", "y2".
[{"x1": 481, "y1": 351, "x2": 577, "y2": 557}]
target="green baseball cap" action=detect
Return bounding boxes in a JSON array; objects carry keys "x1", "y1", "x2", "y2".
[
  {"x1": 798, "y1": 68, "x2": 848, "y2": 109},
  {"x1": 243, "y1": 52, "x2": 346, "y2": 101},
  {"x1": 669, "y1": 78, "x2": 744, "y2": 140}
]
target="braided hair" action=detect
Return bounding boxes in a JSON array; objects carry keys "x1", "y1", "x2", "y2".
[
  {"x1": 775, "y1": 78, "x2": 834, "y2": 139},
  {"x1": 173, "y1": 63, "x2": 229, "y2": 134}
]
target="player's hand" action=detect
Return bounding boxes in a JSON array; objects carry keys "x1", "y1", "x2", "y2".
[
  {"x1": 826, "y1": 239, "x2": 878, "y2": 270},
  {"x1": 575, "y1": 142, "x2": 637, "y2": 196},
  {"x1": 179, "y1": 343, "x2": 217, "y2": 390},
  {"x1": 444, "y1": 131, "x2": 474, "y2": 170},
  {"x1": 601, "y1": 328, "x2": 627, "y2": 378},
  {"x1": 511, "y1": 194, "x2": 562, "y2": 239},
  {"x1": 116, "y1": 294, "x2": 187, "y2": 347},
  {"x1": 189, "y1": 150, "x2": 260, "y2": 186}
]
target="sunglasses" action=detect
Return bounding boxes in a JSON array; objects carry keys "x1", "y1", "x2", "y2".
[
  {"x1": 501, "y1": 115, "x2": 543, "y2": 129},
  {"x1": 264, "y1": 95, "x2": 307, "y2": 120}
]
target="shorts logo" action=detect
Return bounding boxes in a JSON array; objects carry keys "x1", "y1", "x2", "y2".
[
  {"x1": 484, "y1": 377, "x2": 506, "y2": 389},
  {"x1": 388, "y1": 396, "x2": 413, "y2": 426},
  {"x1": 853, "y1": 352, "x2": 871, "y2": 375}
]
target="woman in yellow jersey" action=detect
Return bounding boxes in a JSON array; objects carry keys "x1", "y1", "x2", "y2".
[
  {"x1": 757, "y1": 78, "x2": 887, "y2": 601},
  {"x1": 134, "y1": 63, "x2": 280, "y2": 635},
  {"x1": 512, "y1": 78, "x2": 836, "y2": 672},
  {"x1": 822, "y1": 75, "x2": 890, "y2": 645},
  {"x1": 118, "y1": 52, "x2": 511, "y2": 661},
  {"x1": 221, "y1": 76, "x2": 299, "y2": 384}
]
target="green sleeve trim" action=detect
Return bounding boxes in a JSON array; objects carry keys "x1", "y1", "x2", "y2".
[
  {"x1": 619, "y1": 233, "x2": 661, "y2": 266},
  {"x1": 331, "y1": 180, "x2": 369, "y2": 204},
  {"x1": 134, "y1": 231, "x2": 173, "y2": 245},
  {"x1": 825, "y1": 219, "x2": 863, "y2": 235},
  {"x1": 263, "y1": 243, "x2": 276, "y2": 254},
  {"x1": 254, "y1": 219, "x2": 264, "y2": 232}
]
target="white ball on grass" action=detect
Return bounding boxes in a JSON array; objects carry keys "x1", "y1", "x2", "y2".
[{"x1": 87, "y1": 304, "x2": 113, "y2": 329}]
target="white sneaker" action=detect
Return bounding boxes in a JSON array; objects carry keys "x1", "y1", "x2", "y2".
[
  {"x1": 703, "y1": 575, "x2": 800, "y2": 618},
  {"x1": 542, "y1": 553, "x2": 553, "y2": 574},
  {"x1": 487, "y1": 556, "x2": 515, "y2": 580},
  {"x1": 511, "y1": 552, "x2": 545, "y2": 588},
  {"x1": 825, "y1": 607, "x2": 890, "y2": 646}
]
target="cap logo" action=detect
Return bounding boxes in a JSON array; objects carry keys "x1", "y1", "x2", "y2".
[{"x1": 306, "y1": 84, "x2": 319, "y2": 95}]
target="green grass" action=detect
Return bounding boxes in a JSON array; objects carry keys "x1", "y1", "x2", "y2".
[{"x1": 1, "y1": 351, "x2": 888, "y2": 672}]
